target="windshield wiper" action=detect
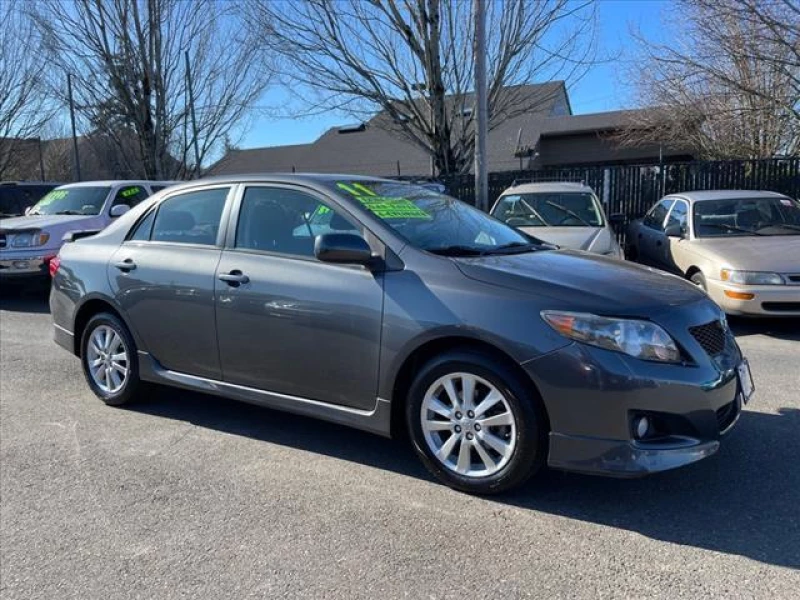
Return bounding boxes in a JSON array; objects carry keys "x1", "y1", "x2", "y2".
[
  {"x1": 702, "y1": 223, "x2": 766, "y2": 236},
  {"x1": 483, "y1": 242, "x2": 539, "y2": 255},
  {"x1": 545, "y1": 201, "x2": 591, "y2": 226},
  {"x1": 769, "y1": 223, "x2": 800, "y2": 232},
  {"x1": 427, "y1": 245, "x2": 487, "y2": 256}
]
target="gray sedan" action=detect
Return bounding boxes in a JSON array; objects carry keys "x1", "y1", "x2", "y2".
[{"x1": 50, "y1": 175, "x2": 753, "y2": 494}]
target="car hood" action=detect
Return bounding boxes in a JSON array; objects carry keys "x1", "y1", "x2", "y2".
[
  {"x1": 517, "y1": 226, "x2": 615, "y2": 254},
  {"x1": 690, "y1": 235, "x2": 800, "y2": 272},
  {"x1": 455, "y1": 249, "x2": 707, "y2": 317},
  {"x1": 0, "y1": 214, "x2": 94, "y2": 231}
]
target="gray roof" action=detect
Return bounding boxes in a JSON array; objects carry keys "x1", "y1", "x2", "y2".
[
  {"x1": 538, "y1": 110, "x2": 638, "y2": 136},
  {"x1": 208, "y1": 82, "x2": 572, "y2": 177},
  {"x1": 668, "y1": 190, "x2": 790, "y2": 202}
]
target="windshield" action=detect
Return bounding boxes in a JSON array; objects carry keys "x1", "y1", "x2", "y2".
[
  {"x1": 329, "y1": 180, "x2": 536, "y2": 255},
  {"x1": 29, "y1": 187, "x2": 110, "y2": 216},
  {"x1": 693, "y1": 197, "x2": 800, "y2": 237},
  {"x1": 491, "y1": 192, "x2": 604, "y2": 228}
]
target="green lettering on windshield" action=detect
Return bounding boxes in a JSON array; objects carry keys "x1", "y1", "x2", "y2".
[
  {"x1": 120, "y1": 186, "x2": 141, "y2": 198},
  {"x1": 336, "y1": 181, "x2": 431, "y2": 219},
  {"x1": 38, "y1": 189, "x2": 68, "y2": 206}
]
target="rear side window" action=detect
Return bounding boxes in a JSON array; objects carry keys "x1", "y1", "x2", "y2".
[
  {"x1": 150, "y1": 188, "x2": 229, "y2": 246},
  {"x1": 111, "y1": 185, "x2": 149, "y2": 209}
]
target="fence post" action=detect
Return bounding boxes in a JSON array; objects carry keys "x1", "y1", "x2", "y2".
[{"x1": 602, "y1": 168, "x2": 610, "y2": 209}]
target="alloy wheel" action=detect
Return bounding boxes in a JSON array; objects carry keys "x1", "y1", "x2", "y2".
[{"x1": 86, "y1": 325, "x2": 129, "y2": 395}]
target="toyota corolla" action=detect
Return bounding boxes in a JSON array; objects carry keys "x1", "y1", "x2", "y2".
[{"x1": 50, "y1": 175, "x2": 754, "y2": 494}]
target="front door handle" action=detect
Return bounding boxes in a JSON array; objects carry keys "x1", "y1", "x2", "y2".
[
  {"x1": 218, "y1": 270, "x2": 250, "y2": 287},
  {"x1": 114, "y1": 259, "x2": 136, "y2": 272}
]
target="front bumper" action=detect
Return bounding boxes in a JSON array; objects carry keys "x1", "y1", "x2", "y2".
[
  {"x1": 0, "y1": 250, "x2": 52, "y2": 280},
  {"x1": 524, "y1": 332, "x2": 747, "y2": 477},
  {"x1": 706, "y1": 278, "x2": 800, "y2": 316}
]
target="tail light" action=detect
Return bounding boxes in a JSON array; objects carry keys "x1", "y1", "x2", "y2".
[{"x1": 48, "y1": 255, "x2": 61, "y2": 278}]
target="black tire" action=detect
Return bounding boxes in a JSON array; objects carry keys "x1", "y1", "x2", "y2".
[
  {"x1": 690, "y1": 270, "x2": 707, "y2": 292},
  {"x1": 80, "y1": 312, "x2": 141, "y2": 406},
  {"x1": 405, "y1": 349, "x2": 548, "y2": 495}
]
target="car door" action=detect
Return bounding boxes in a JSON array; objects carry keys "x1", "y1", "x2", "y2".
[
  {"x1": 636, "y1": 198, "x2": 673, "y2": 267},
  {"x1": 663, "y1": 199, "x2": 689, "y2": 274},
  {"x1": 108, "y1": 185, "x2": 233, "y2": 380},
  {"x1": 214, "y1": 184, "x2": 384, "y2": 410}
]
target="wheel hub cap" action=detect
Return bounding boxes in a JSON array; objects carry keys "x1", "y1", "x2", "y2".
[
  {"x1": 420, "y1": 372, "x2": 517, "y2": 478},
  {"x1": 86, "y1": 325, "x2": 129, "y2": 394}
]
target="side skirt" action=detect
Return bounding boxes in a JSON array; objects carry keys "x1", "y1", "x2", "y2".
[{"x1": 138, "y1": 352, "x2": 392, "y2": 437}]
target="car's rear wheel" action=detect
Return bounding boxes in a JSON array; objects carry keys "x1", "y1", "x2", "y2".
[
  {"x1": 81, "y1": 313, "x2": 141, "y2": 406},
  {"x1": 406, "y1": 350, "x2": 547, "y2": 494}
]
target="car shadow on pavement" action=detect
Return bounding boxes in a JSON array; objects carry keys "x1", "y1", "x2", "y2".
[
  {"x1": 0, "y1": 285, "x2": 50, "y2": 313},
  {"x1": 730, "y1": 316, "x2": 800, "y2": 341},
  {"x1": 131, "y1": 387, "x2": 800, "y2": 570}
]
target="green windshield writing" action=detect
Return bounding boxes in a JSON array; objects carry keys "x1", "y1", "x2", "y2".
[{"x1": 336, "y1": 182, "x2": 431, "y2": 220}]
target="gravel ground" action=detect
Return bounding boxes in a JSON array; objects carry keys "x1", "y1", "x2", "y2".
[{"x1": 1, "y1": 288, "x2": 799, "y2": 599}]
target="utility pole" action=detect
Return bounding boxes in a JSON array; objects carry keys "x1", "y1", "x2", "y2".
[
  {"x1": 67, "y1": 73, "x2": 81, "y2": 182},
  {"x1": 185, "y1": 50, "x2": 201, "y2": 178},
  {"x1": 36, "y1": 137, "x2": 45, "y2": 180},
  {"x1": 473, "y1": 0, "x2": 488, "y2": 211}
]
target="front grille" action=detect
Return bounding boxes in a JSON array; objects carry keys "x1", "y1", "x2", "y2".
[
  {"x1": 762, "y1": 302, "x2": 800, "y2": 312},
  {"x1": 689, "y1": 320, "x2": 726, "y2": 356},
  {"x1": 716, "y1": 400, "x2": 739, "y2": 433}
]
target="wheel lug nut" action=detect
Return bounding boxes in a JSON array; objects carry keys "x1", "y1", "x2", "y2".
[
  {"x1": 467, "y1": 410, "x2": 475, "y2": 418},
  {"x1": 454, "y1": 425, "x2": 462, "y2": 433},
  {"x1": 474, "y1": 423, "x2": 481, "y2": 431},
  {"x1": 455, "y1": 412, "x2": 462, "y2": 419},
  {"x1": 466, "y1": 432, "x2": 474, "y2": 440}
]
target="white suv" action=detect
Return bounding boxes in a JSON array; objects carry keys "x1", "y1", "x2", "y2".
[{"x1": 0, "y1": 180, "x2": 174, "y2": 282}]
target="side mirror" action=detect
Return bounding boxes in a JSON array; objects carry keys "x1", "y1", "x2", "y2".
[
  {"x1": 314, "y1": 233, "x2": 374, "y2": 266},
  {"x1": 110, "y1": 204, "x2": 130, "y2": 218},
  {"x1": 664, "y1": 223, "x2": 685, "y2": 238}
]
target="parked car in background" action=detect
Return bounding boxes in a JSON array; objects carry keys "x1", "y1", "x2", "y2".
[
  {"x1": 490, "y1": 182, "x2": 624, "y2": 257},
  {"x1": 1, "y1": 180, "x2": 174, "y2": 282},
  {"x1": 0, "y1": 181, "x2": 61, "y2": 218},
  {"x1": 51, "y1": 174, "x2": 752, "y2": 494},
  {"x1": 626, "y1": 190, "x2": 800, "y2": 316}
]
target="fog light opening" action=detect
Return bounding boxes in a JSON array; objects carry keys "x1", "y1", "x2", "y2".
[{"x1": 633, "y1": 416, "x2": 651, "y2": 440}]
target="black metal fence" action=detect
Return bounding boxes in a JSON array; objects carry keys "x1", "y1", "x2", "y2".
[{"x1": 437, "y1": 158, "x2": 800, "y2": 225}]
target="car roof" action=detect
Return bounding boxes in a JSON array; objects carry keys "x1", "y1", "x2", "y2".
[
  {"x1": 56, "y1": 180, "x2": 176, "y2": 188},
  {"x1": 500, "y1": 181, "x2": 594, "y2": 195},
  {"x1": 158, "y1": 173, "x2": 403, "y2": 194},
  {"x1": 666, "y1": 190, "x2": 790, "y2": 202}
]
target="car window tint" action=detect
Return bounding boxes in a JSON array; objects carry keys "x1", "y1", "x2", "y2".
[
  {"x1": 151, "y1": 188, "x2": 228, "y2": 246},
  {"x1": 111, "y1": 185, "x2": 149, "y2": 209},
  {"x1": 643, "y1": 199, "x2": 674, "y2": 231},
  {"x1": 236, "y1": 187, "x2": 361, "y2": 257},
  {"x1": 128, "y1": 209, "x2": 156, "y2": 241},
  {"x1": 666, "y1": 200, "x2": 688, "y2": 230},
  {"x1": 0, "y1": 188, "x2": 21, "y2": 216}
]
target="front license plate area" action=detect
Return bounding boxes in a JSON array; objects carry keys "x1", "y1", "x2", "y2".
[{"x1": 737, "y1": 359, "x2": 754, "y2": 404}]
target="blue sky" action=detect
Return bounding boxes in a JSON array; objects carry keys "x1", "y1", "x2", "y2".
[{"x1": 241, "y1": 0, "x2": 670, "y2": 150}]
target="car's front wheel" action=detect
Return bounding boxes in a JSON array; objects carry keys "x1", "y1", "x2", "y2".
[
  {"x1": 81, "y1": 313, "x2": 141, "y2": 406},
  {"x1": 406, "y1": 350, "x2": 547, "y2": 494}
]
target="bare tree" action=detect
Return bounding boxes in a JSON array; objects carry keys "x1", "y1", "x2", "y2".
[
  {"x1": 247, "y1": 0, "x2": 598, "y2": 175},
  {"x1": 32, "y1": 0, "x2": 271, "y2": 180},
  {"x1": 620, "y1": 0, "x2": 799, "y2": 159},
  {"x1": 0, "y1": 1, "x2": 52, "y2": 179}
]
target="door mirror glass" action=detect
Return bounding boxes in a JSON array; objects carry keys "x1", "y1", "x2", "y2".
[
  {"x1": 314, "y1": 233, "x2": 373, "y2": 265},
  {"x1": 110, "y1": 204, "x2": 130, "y2": 218},
  {"x1": 664, "y1": 222, "x2": 684, "y2": 238}
]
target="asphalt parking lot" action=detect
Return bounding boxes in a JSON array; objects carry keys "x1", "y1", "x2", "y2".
[{"x1": 1, "y1": 287, "x2": 799, "y2": 599}]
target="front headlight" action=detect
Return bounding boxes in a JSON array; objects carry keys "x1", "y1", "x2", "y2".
[
  {"x1": 11, "y1": 231, "x2": 50, "y2": 248},
  {"x1": 721, "y1": 269, "x2": 784, "y2": 285},
  {"x1": 541, "y1": 311, "x2": 682, "y2": 363}
]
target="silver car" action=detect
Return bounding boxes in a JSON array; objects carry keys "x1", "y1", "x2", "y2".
[
  {"x1": 626, "y1": 190, "x2": 800, "y2": 316},
  {"x1": 490, "y1": 182, "x2": 623, "y2": 258}
]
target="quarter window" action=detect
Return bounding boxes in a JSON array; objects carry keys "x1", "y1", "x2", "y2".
[
  {"x1": 128, "y1": 210, "x2": 156, "y2": 241},
  {"x1": 235, "y1": 187, "x2": 361, "y2": 258},
  {"x1": 643, "y1": 199, "x2": 674, "y2": 231},
  {"x1": 150, "y1": 188, "x2": 229, "y2": 246}
]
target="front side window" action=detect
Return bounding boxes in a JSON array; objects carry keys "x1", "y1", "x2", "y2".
[
  {"x1": 666, "y1": 200, "x2": 688, "y2": 231},
  {"x1": 693, "y1": 197, "x2": 800, "y2": 237},
  {"x1": 150, "y1": 188, "x2": 229, "y2": 245},
  {"x1": 111, "y1": 185, "x2": 149, "y2": 209},
  {"x1": 235, "y1": 187, "x2": 360, "y2": 257},
  {"x1": 327, "y1": 180, "x2": 533, "y2": 255},
  {"x1": 643, "y1": 199, "x2": 674, "y2": 231},
  {"x1": 492, "y1": 192, "x2": 604, "y2": 227},
  {"x1": 28, "y1": 186, "x2": 110, "y2": 216}
]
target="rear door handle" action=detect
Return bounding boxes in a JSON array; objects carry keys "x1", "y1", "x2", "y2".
[
  {"x1": 114, "y1": 259, "x2": 136, "y2": 272},
  {"x1": 218, "y1": 270, "x2": 250, "y2": 287}
]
